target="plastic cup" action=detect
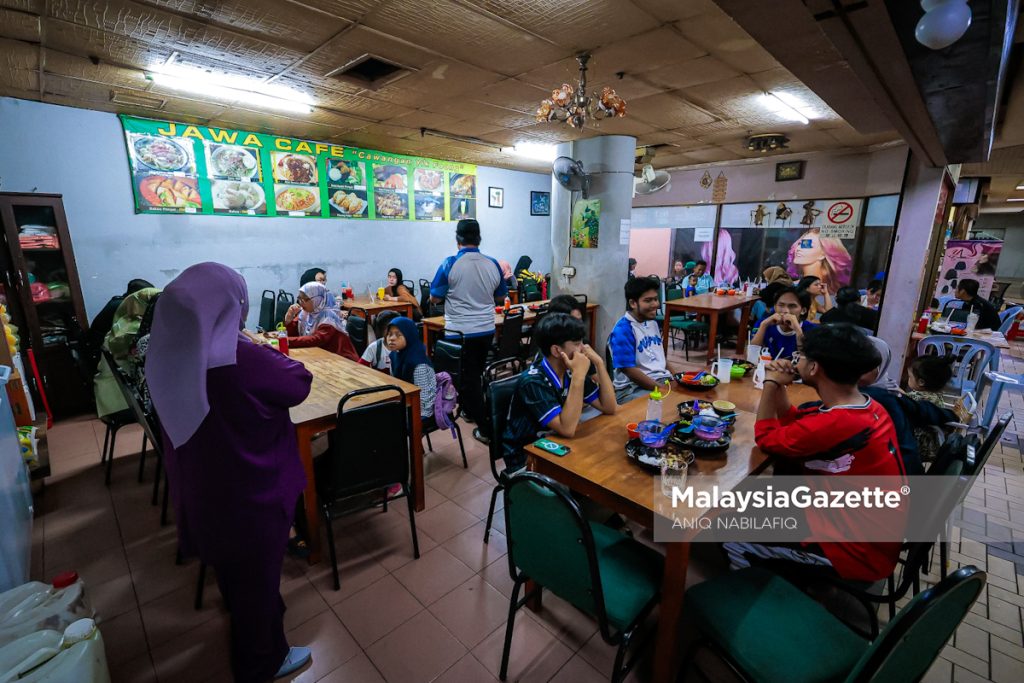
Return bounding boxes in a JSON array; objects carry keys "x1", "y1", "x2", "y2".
[
  {"x1": 711, "y1": 358, "x2": 733, "y2": 384},
  {"x1": 746, "y1": 344, "x2": 763, "y2": 364}
]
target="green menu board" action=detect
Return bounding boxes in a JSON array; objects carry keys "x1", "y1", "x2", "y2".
[{"x1": 120, "y1": 115, "x2": 477, "y2": 221}]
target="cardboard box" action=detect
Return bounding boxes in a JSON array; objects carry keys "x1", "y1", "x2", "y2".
[{"x1": 6, "y1": 371, "x2": 33, "y2": 427}]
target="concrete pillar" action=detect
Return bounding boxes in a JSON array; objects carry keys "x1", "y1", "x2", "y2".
[
  {"x1": 877, "y1": 153, "x2": 948, "y2": 376},
  {"x1": 550, "y1": 135, "x2": 637, "y2": 351}
]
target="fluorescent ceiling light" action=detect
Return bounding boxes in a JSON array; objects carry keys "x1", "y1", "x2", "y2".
[
  {"x1": 1016, "y1": 183, "x2": 1024, "y2": 190},
  {"x1": 1007, "y1": 198, "x2": 1024, "y2": 202},
  {"x1": 760, "y1": 92, "x2": 812, "y2": 125},
  {"x1": 504, "y1": 142, "x2": 557, "y2": 162},
  {"x1": 146, "y1": 61, "x2": 313, "y2": 114}
]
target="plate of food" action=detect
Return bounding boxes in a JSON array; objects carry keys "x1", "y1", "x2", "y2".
[
  {"x1": 676, "y1": 371, "x2": 719, "y2": 391},
  {"x1": 929, "y1": 322, "x2": 952, "y2": 334},
  {"x1": 138, "y1": 175, "x2": 201, "y2": 209},
  {"x1": 211, "y1": 145, "x2": 258, "y2": 179},
  {"x1": 329, "y1": 190, "x2": 367, "y2": 217},
  {"x1": 133, "y1": 136, "x2": 190, "y2": 172},
  {"x1": 625, "y1": 438, "x2": 694, "y2": 471},
  {"x1": 212, "y1": 181, "x2": 264, "y2": 212},
  {"x1": 276, "y1": 187, "x2": 319, "y2": 213},
  {"x1": 275, "y1": 154, "x2": 316, "y2": 184},
  {"x1": 375, "y1": 189, "x2": 408, "y2": 218},
  {"x1": 327, "y1": 159, "x2": 362, "y2": 186},
  {"x1": 414, "y1": 169, "x2": 442, "y2": 192},
  {"x1": 450, "y1": 173, "x2": 475, "y2": 197},
  {"x1": 671, "y1": 431, "x2": 731, "y2": 453},
  {"x1": 414, "y1": 193, "x2": 444, "y2": 220}
]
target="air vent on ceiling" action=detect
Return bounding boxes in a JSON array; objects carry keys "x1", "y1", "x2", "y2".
[
  {"x1": 111, "y1": 91, "x2": 166, "y2": 109},
  {"x1": 326, "y1": 54, "x2": 413, "y2": 90}
]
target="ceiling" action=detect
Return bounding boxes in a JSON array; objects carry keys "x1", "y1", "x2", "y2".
[{"x1": 0, "y1": 0, "x2": 901, "y2": 173}]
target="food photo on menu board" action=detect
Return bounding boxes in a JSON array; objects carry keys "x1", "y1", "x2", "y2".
[
  {"x1": 272, "y1": 152, "x2": 317, "y2": 185},
  {"x1": 206, "y1": 143, "x2": 260, "y2": 181},
  {"x1": 375, "y1": 189, "x2": 409, "y2": 220},
  {"x1": 274, "y1": 184, "x2": 320, "y2": 216},
  {"x1": 211, "y1": 180, "x2": 266, "y2": 215},
  {"x1": 414, "y1": 168, "x2": 443, "y2": 193},
  {"x1": 136, "y1": 174, "x2": 202, "y2": 212},
  {"x1": 130, "y1": 134, "x2": 196, "y2": 175},
  {"x1": 329, "y1": 189, "x2": 369, "y2": 218},
  {"x1": 450, "y1": 196, "x2": 476, "y2": 220},
  {"x1": 373, "y1": 164, "x2": 408, "y2": 190},
  {"x1": 326, "y1": 158, "x2": 364, "y2": 187},
  {"x1": 415, "y1": 193, "x2": 445, "y2": 221},
  {"x1": 450, "y1": 173, "x2": 475, "y2": 198}
]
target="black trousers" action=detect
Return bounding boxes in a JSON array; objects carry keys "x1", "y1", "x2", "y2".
[{"x1": 460, "y1": 334, "x2": 493, "y2": 435}]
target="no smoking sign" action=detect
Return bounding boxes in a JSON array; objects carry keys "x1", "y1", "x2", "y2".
[
  {"x1": 827, "y1": 201, "x2": 853, "y2": 223},
  {"x1": 819, "y1": 199, "x2": 861, "y2": 238}
]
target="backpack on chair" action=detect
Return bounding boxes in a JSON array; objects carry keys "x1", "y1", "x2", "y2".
[{"x1": 433, "y1": 371, "x2": 459, "y2": 438}]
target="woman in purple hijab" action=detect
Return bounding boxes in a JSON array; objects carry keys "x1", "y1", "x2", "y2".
[{"x1": 146, "y1": 262, "x2": 314, "y2": 681}]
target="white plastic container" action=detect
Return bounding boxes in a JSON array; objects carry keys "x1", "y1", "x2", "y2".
[
  {"x1": 966, "y1": 311, "x2": 979, "y2": 333},
  {"x1": 0, "y1": 574, "x2": 93, "y2": 648},
  {"x1": 645, "y1": 386, "x2": 664, "y2": 423},
  {"x1": 0, "y1": 618, "x2": 110, "y2": 683}
]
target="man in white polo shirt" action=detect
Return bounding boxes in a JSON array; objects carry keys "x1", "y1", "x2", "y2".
[{"x1": 430, "y1": 220, "x2": 508, "y2": 442}]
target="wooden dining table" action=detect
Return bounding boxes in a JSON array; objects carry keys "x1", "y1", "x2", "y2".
[
  {"x1": 289, "y1": 347, "x2": 424, "y2": 564},
  {"x1": 421, "y1": 300, "x2": 599, "y2": 349},
  {"x1": 662, "y1": 292, "x2": 759, "y2": 362},
  {"x1": 341, "y1": 296, "x2": 416, "y2": 320},
  {"x1": 525, "y1": 377, "x2": 816, "y2": 683}
]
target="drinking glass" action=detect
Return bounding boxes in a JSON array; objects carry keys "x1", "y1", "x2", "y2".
[{"x1": 661, "y1": 457, "x2": 688, "y2": 498}]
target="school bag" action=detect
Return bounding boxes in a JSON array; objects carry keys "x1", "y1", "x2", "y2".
[{"x1": 433, "y1": 371, "x2": 459, "y2": 437}]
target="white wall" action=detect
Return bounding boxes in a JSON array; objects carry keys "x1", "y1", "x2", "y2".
[{"x1": 0, "y1": 97, "x2": 553, "y2": 328}]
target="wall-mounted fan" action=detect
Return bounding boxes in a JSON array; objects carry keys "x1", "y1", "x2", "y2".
[
  {"x1": 552, "y1": 156, "x2": 591, "y2": 198},
  {"x1": 634, "y1": 163, "x2": 670, "y2": 195}
]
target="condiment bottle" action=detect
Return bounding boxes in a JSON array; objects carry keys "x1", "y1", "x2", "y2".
[
  {"x1": 917, "y1": 315, "x2": 929, "y2": 334},
  {"x1": 646, "y1": 385, "x2": 665, "y2": 422},
  {"x1": 503, "y1": 296, "x2": 511, "y2": 313},
  {"x1": 753, "y1": 352, "x2": 771, "y2": 390}
]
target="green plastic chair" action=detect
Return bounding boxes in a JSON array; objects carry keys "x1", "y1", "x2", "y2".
[
  {"x1": 500, "y1": 472, "x2": 663, "y2": 682},
  {"x1": 656, "y1": 285, "x2": 707, "y2": 360},
  {"x1": 681, "y1": 564, "x2": 986, "y2": 683}
]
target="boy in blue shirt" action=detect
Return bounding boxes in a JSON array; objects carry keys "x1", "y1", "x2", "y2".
[
  {"x1": 503, "y1": 313, "x2": 616, "y2": 469},
  {"x1": 751, "y1": 286, "x2": 815, "y2": 360},
  {"x1": 692, "y1": 260, "x2": 715, "y2": 294},
  {"x1": 608, "y1": 277, "x2": 688, "y2": 403}
]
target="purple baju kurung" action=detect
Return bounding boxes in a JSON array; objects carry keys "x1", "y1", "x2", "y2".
[{"x1": 163, "y1": 340, "x2": 312, "y2": 682}]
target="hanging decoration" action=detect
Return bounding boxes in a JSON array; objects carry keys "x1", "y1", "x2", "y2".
[
  {"x1": 711, "y1": 172, "x2": 728, "y2": 204},
  {"x1": 535, "y1": 54, "x2": 626, "y2": 129},
  {"x1": 699, "y1": 170, "x2": 713, "y2": 189}
]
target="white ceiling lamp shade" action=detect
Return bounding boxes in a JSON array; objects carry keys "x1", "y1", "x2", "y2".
[
  {"x1": 146, "y1": 58, "x2": 314, "y2": 114},
  {"x1": 915, "y1": 0, "x2": 973, "y2": 50}
]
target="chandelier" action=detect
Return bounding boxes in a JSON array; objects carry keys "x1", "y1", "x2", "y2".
[
  {"x1": 746, "y1": 133, "x2": 789, "y2": 154},
  {"x1": 535, "y1": 53, "x2": 626, "y2": 129}
]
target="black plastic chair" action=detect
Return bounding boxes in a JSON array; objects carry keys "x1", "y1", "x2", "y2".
[
  {"x1": 315, "y1": 386, "x2": 419, "y2": 590},
  {"x1": 345, "y1": 307, "x2": 369, "y2": 356},
  {"x1": 402, "y1": 279, "x2": 416, "y2": 293},
  {"x1": 420, "y1": 279, "x2": 443, "y2": 317},
  {"x1": 98, "y1": 351, "x2": 149, "y2": 487},
  {"x1": 432, "y1": 331, "x2": 465, "y2": 400},
  {"x1": 482, "y1": 359, "x2": 524, "y2": 543},
  {"x1": 572, "y1": 293, "x2": 588, "y2": 307},
  {"x1": 494, "y1": 308, "x2": 526, "y2": 362},
  {"x1": 274, "y1": 290, "x2": 294, "y2": 329}
]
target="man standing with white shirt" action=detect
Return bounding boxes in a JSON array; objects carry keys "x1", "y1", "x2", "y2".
[{"x1": 431, "y1": 220, "x2": 507, "y2": 443}]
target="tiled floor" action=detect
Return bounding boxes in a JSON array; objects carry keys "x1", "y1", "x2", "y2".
[{"x1": 32, "y1": 339, "x2": 1024, "y2": 682}]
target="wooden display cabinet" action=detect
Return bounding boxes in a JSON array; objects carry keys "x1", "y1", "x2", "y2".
[{"x1": 0, "y1": 193, "x2": 93, "y2": 420}]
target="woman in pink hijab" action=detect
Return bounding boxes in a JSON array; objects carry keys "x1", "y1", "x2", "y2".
[{"x1": 146, "y1": 263, "x2": 314, "y2": 681}]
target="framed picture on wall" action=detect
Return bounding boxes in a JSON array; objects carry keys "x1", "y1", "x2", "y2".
[
  {"x1": 530, "y1": 191, "x2": 550, "y2": 216},
  {"x1": 488, "y1": 187, "x2": 504, "y2": 208},
  {"x1": 775, "y1": 160, "x2": 805, "y2": 182}
]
